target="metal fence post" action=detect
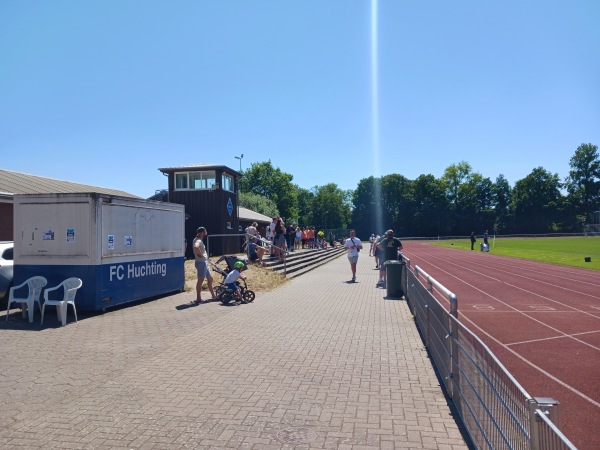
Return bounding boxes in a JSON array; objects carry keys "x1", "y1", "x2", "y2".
[
  {"x1": 425, "y1": 304, "x2": 430, "y2": 348},
  {"x1": 528, "y1": 398, "x2": 541, "y2": 450},
  {"x1": 401, "y1": 259, "x2": 408, "y2": 299},
  {"x1": 448, "y1": 314, "x2": 459, "y2": 406}
]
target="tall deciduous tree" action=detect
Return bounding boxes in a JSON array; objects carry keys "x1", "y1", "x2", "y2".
[
  {"x1": 512, "y1": 167, "x2": 562, "y2": 233},
  {"x1": 239, "y1": 160, "x2": 298, "y2": 222},
  {"x1": 492, "y1": 175, "x2": 512, "y2": 233},
  {"x1": 380, "y1": 174, "x2": 413, "y2": 235},
  {"x1": 442, "y1": 161, "x2": 473, "y2": 232},
  {"x1": 412, "y1": 174, "x2": 449, "y2": 236},
  {"x1": 351, "y1": 176, "x2": 379, "y2": 237},
  {"x1": 565, "y1": 143, "x2": 600, "y2": 223},
  {"x1": 294, "y1": 185, "x2": 314, "y2": 227},
  {"x1": 310, "y1": 184, "x2": 351, "y2": 230},
  {"x1": 442, "y1": 161, "x2": 472, "y2": 206},
  {"x1": 457, "y1": 173, "x2": 495, "y2": 233}
]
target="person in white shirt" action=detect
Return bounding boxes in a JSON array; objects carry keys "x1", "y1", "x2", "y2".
[
  {"x1": 267, "y1": 217, "x2": 277, "y2": 257},
  {"x1": 343, "y1": 229, "x2": 363, "y2": 283},
  {"x1": 245, "y1": 222, "x2": 258, "y2": 237}
]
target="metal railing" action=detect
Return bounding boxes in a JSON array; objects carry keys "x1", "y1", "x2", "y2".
[
  {"x1": 206, "y1": 233, "x2": 289, "y2": 275},
  {"x1": 530, "y1": 406, "x2": 577, "y2": 450},
  {"x1": 402, "y1": 262, "x2": 577, "y2": 450}
]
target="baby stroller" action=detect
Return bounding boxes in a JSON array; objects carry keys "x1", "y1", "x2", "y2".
[{"x1": 209, "y1": 256, "x2": 256, "y2": 305}]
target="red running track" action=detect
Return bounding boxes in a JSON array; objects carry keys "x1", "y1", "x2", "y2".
[{"x1": 403, "y1": 241, "x2": 600, "y2": 450}]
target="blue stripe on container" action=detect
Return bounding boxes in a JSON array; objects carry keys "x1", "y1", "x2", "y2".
[{"x1": 15, "y1": 257, "x2": 184, "y2": 311}]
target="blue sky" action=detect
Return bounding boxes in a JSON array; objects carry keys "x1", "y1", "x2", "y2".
[{"x1": 1, "y1": 0, "x2": 598, "y2": 198}]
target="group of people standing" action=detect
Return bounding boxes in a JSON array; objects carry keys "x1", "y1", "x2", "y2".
[
  {"x1": 470, "y1": 230, "x2": 491, "y2": 251},
  {"x1": 264, "y1": 217, "x2": 296, "y2": 262},
  {"x1": 343, "y1": 229, "x2": 403, "y2": 287},
  {"x1": 263, "y1": 219, "x2": 334, "y2": 261}
]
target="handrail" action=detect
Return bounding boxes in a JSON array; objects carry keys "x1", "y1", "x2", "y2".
[{"x1": 414, "y1": 265, "x2": 458, "y2": 317}]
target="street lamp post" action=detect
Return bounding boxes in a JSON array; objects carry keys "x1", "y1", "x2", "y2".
[{"x1": 235, "y1": 154, "x2": 244, "y2": 172}]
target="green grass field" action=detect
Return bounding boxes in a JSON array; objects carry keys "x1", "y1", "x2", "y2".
[{"x1": 431, "y1": 236, "x2": 600, "y2": 271}]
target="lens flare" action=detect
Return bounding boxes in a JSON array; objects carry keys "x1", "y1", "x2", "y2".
[{"x1": 371, "y1": 0, "x2": 383, "y2": 234}]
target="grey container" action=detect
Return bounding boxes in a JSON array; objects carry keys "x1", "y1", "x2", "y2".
[{"x1": 384, "y1": 260, "x2": 405, "y2": 298}]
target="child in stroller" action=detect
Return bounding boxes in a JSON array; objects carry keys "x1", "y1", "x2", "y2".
[
  {"x1": 223, "y1": 261, "x2": 248, "y2": 303},
  {"x1": 209, "y1": 256, "x2": 256, "y2": 305}
]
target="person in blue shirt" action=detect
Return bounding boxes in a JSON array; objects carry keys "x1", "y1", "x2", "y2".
[{"x1": 248, "y1": 237, "x2": 266, "y2": 265}]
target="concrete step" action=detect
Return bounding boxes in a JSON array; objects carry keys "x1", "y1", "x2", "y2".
[{"x1": 262, "y1": 246, "x2": 347, "y2": 278}]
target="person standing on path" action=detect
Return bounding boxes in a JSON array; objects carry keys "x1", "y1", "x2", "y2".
[
  {"x1": 267, "y1": 217, "x2": 277, "y2": 257},
  {"x1": 193, "y1": 227, "x2": 217, "y2": 303},
  {"x1": 470, "y1": 231, "x2": 477, "y2": 250},
  {"x1": 286, "y1": 222, "x2": 296, "y2": 252},
  {"x1": 369, "y1": 233, "x2": 376, "y2": 256},
  {"x1": 373, "y1": 234, "x2": 382, "y2": 269},
  {"x1": 343, "y1": 229, "x2": 363, "y2": 282},
  {"x1": 376, "y1": 229, "x2": 403, "y2": 288}
]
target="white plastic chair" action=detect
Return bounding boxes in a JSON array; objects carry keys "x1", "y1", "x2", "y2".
[
  {"x1": 6, "y1": 276, "x2": 48, "y2": 323},
  {"x1": 41, "y1": 277, "x2": 82, "y2": 327}
]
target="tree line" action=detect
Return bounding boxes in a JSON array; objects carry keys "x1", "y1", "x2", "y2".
[{"x1": 239, "y1": 143, "x2": 599, "y2": 238}]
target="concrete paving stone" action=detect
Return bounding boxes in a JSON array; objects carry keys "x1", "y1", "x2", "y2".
[{"x1": 0, "y1": 254, "x2": 468, "y2": 449}]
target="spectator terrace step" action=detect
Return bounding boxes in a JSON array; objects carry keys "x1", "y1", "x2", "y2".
[{"x1": 261, "y1": 246, "x2": 347, "y2": 278}]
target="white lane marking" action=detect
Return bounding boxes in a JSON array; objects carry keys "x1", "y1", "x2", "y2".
[
  {"x1": 458, "y1": 309, "x2": 600, "y2": 409},
  {"x1": 507, "y1": 330, "x2": 600, "y2": 347}
]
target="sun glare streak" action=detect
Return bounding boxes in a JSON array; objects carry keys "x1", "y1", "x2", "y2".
[{"x1": 371, "y1": 0, "x2": 383, "y2": 234}]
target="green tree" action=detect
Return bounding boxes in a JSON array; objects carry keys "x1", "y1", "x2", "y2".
[
  {"x1": 442, "y1": 161, "x2": 472, "y2": 206},
  {"x1": 565, "y1": 143, "x2": 600, "y2": 223},
  {"x1": 380, "y1": 174, "x2": 413, "y2": 235},
  {"x1": 294, "y1": 185, "x2": 314, "y2": 227},
  {"x1": 238, "y1": 191, "x2": 279, "y2": 218},
  {"x1": 239, "y1": 160, "x2": 298, "y2": 221},
  {"x1": 351, "y1": 176, "x2": 379, "y2": 237},
  {"x1": 512, "y1": 167, "x2": 562, "y2": 233},
  {"x1": 492, "y1": 174, "x2": 512, "y2": 233},
  {"x1": 441, "y1": 161, "x2": 473, "y2": 232},
  {"x1": 456, "y1": 172, "x2": 494, "y2": 234},
  {"x1": 412, "y1": 174, "x2": 449, "y2": 236},
  {"x1": 309, "y1": 183, "x2": 351, "y2": 230}
]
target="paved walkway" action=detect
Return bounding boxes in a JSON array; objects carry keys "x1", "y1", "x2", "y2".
[{"x1": 0, "y1": 253, "x2": 469, "y2": 449}]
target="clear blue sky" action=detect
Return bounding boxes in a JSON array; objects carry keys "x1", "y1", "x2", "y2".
[{"x1": 2, "y1": 1, "x2": 598, "y2": 198}]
